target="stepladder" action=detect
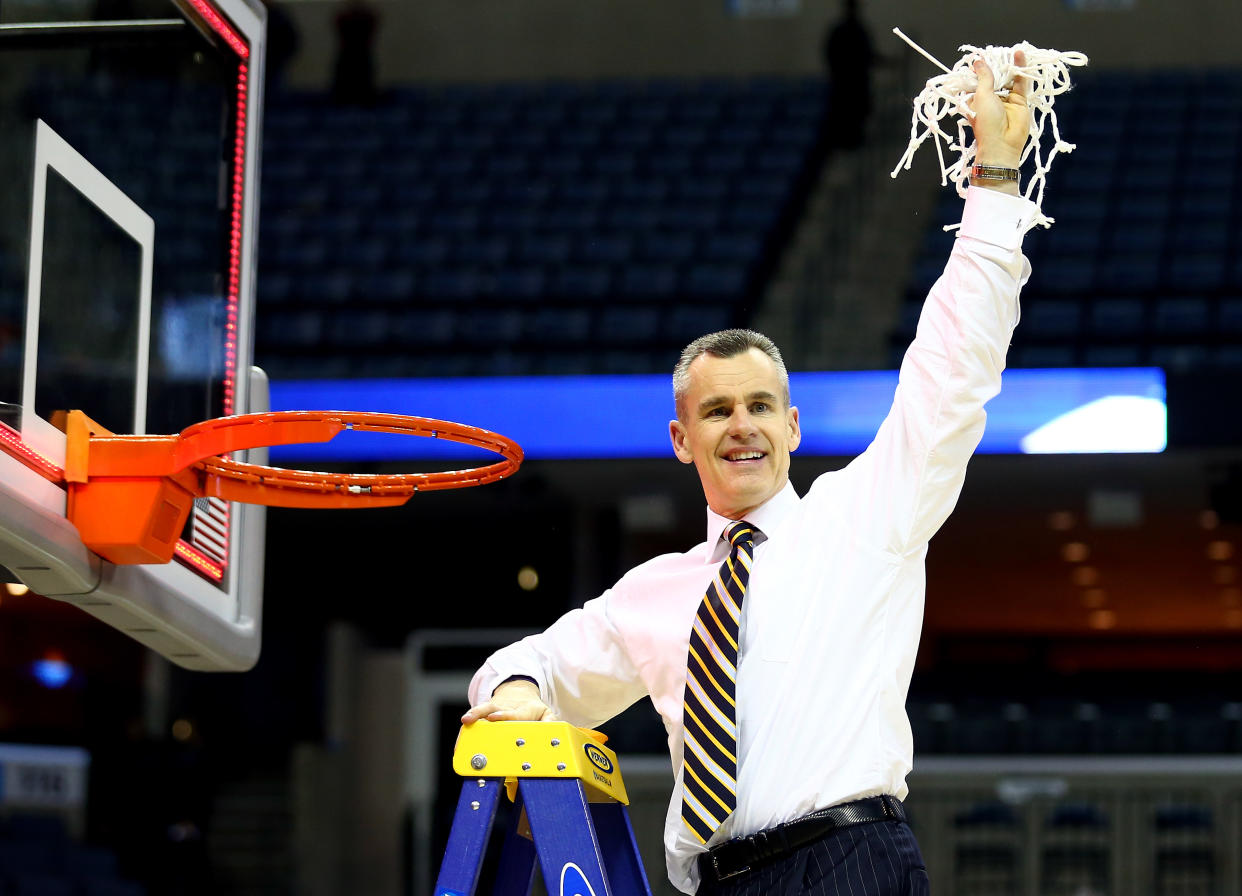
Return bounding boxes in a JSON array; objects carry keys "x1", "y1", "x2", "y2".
[{"x1": 434, "y1": 720, "x2": 655, "y2": 896}]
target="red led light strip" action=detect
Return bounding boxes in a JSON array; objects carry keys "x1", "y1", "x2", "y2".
[
  {"x1": 183, "y1": 0, "x2": 249, "y2": 58},
  {"x1": 223, "y1": 60, "x2": 246, "y2": 417},
  {"x1": 174, "y1": 541, "x2": 225, "y2": 582},
  {"x1": 0, "y1": 422, "x2": 64, "y2": 483},
  {"x1": 176, "y1": 1, "x2": 250, "y2": 584}
]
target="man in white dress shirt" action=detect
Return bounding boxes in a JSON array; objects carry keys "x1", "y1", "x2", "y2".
[{"x1": 462, "y1": 55, "x2": 1038, "y2": 895}]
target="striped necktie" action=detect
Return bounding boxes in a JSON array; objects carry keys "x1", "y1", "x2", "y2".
[{"x1": 681, "y1": 520, "x2": 757, "y2": 843}]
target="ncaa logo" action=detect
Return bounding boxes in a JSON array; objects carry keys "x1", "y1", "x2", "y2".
[
  {"x1": 584, "y1": 743, "x2": 613, "y2": 774},
  {"x1": 559, "y1": 862, "x2": 598, "y2": 896}
]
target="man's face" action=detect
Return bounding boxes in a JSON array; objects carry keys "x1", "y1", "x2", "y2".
[{"x1": 669, "y1": 347, "x2": 801, "y2": 520}]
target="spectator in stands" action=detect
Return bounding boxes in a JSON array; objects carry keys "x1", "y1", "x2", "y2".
[
  {"x1": 462, "y1": 55, "x2": 1036, "y2": 896},
  {"x1": 822, "y1": 0, "x2": 876, "y2": 150}
]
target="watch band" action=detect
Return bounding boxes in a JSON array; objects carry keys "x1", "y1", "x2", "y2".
[{"x1": 970, "y1": 164, "x2": 1020, "y2": 183}]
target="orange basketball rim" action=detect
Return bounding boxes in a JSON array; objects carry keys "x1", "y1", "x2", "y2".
[{"x1": 58, "y1": 410, "x2": 523, "y2": 566}]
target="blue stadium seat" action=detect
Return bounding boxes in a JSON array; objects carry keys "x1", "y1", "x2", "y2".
[
  {"x1": 675, "y1": 177, "x2": 729, "y2": 202},
  {"x1": 575, "y1": 234, "x2": 634, "y2": 265},
  {"x1": 954, "y1": 802, "x2": 1019, "y2": 828},
  {"x1": 424, "y1": 208, "x2": 480, "y2": 236},
  {"x1": 421, "y1": 268, "x2": 482, "y2": 301},
  {"x1": 1097, "y1": 255, "x2": 1161, "y2": 292},
  {"x1": 550, "y1": 266, "x2": 612, "y2": 300},
  {"x1": 327, "y1": 309, "x2": 390, "y2": 348},
  {"x1": 1106, "y1": 219, "x2": 1166, "y2": 255},
  {"x1": 1154, "y1": 804, "x2": 1213, "y2": 831},
  {"x1": 487, "y1": 205, "x2": 543, "y2": 234},
  {"x1": 558, "y1": 179, "x2": 610, "y2": 204},
  {"x1": 606, "y1": 201, "x2": 665, "y2": 232},
  {"x1": 684, "y1": 263, "x2": 749, "y2": 301},
  {"x1": 727, "y1": 201, "x2": 780, "y2": 232},
  {"x1": 702, "y1": 149, "x2": 748, "y2": 175},
  {"x1": 591, "y1": 152, "x2": 638, "y2": 177},
  {"x1": 1024, "y1": 300, "x2": 1083, "y2": 339},
  {"x1": 638, "y1": 232, "x2": 696, "y2": 263},
  {"x1": 259, "y1": 310, "x2": 324, "y2": 348},
  {"x1": 1150, "y1": 345, "x2": 1211, "y2": 372},
  {"x1": 543, "y1": 206, "x2": 601, "y2": 232},
  {"x1": 360, "y1": 270, "x2": 416, "y2": 304},
  {"x1": 490, "y1": 266, "x2": 547, "y2": 301},
  {"x1": 1015, "y1": 346, "x2": 1076, "y2": 368},
  {"x1": 517, "y1": 234, "x2": 572, "y2": 265},
  {"x1": 451, "y1": 236, "x2": 512, "y2": 267},
  {"x1": 667, "y1": 306, "x2": 732, "y2": 341},
  {"x1": 1169, "y1": 221, "x2": 1230, "y2": 252},
  {"x1": 1083, "y1": 345, "x2": 1144, "y2": 367},
  {"x1": 618, "y1": 265, "x2": 680, "y2": 300},
  {"x1": 703, "y1": 233, "x2": 764, "y2": 263},
  {"x1": 596, "y1": 307, "x2": 662, "y2": 344},
  {"x1": 1216, "y1": 346, "x2": 1242, "y2": 368},
  {"x1": 1166, "y1": 255, "x2": 1227, "y2": 291},
  {"x1": 392, "y1": 310, "x2": 456, "y2": 345},
  {"x1": 393, "y1": 237, "x2": 450, "y2": 267},
  {"x1": 456, "y1": 309, "x2": 526, "y2": 346},
  {"x1": 1217, "y1": 298, "x2": 1242, "y2": 333},
  {"x1": 531, "y1": 308, "x2": 592, "y2": 343},
  {"x1": 660, "y1": 203, "x2": 721, "y2": 233},
  {"x1": 1090, "y1": 298, "x2": 1146, "y2": 336},
  {"x1": 1046, "y1": 803, "x2": 1109, "y2": 829},
  {"x1": 1038, "y1": 256, "x2": 1097, "y2": 293},
  {"x1": 1153, "y1": 297, "x2": 1211, "y2": 334},
  {"x1": 351, "y1": 237, "x2": 390, "y2": 270},
  {"x1": 257, "y1": 272, "x2": 294, "y2": 306},
  {"x1": 663, "y1": 125, "x2": 707, "y2": 150},
  {"x1": 301, "y1": 271, "x2": 354, "y2": 304}
]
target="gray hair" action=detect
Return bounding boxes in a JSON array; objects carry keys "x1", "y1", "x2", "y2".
[{"x1": 672, "y1": 329, "x2": 790, "y2": 419}]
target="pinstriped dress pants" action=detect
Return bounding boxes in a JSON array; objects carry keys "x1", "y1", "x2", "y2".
[{"x1": 697, "y1": 820, "x2": 930, "y2": 896}]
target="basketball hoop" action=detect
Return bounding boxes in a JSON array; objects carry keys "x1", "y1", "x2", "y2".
[{"x1": 62, "y1": 410, "x2": 523, "y2": 566}]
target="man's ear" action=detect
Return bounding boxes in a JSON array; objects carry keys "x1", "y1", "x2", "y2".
[
  {"x1": 787, "y1": 405, "x2": 801, "y2": 453},
  {"x1": 669, "y1": 419, "x2": 694, "y2": 464}
]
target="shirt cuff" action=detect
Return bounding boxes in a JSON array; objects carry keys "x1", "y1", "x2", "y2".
[
  {"x1": 959, "y1": 187, "x2": 1039, "y2": 251},
  {"x1": 495, "y1": 674, "x2": 539, "y2": 695}
]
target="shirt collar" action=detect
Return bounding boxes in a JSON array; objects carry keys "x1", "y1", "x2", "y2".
[{"x1": 704, "y1": 480, "x2": 799, "y2": 561}]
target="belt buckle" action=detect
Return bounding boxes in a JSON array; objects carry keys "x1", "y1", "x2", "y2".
[{"x1": 712, "y1": 854, "x2": 750, "y2": 882}]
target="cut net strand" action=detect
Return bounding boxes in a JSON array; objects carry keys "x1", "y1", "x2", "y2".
[{"x1": 889, "y1": 28, "x2": 1088, "y2": 231}]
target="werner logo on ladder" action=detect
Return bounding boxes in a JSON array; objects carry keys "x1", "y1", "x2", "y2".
[{"x1": 434, "y1": 720, "x2": 653, "y2": 896}]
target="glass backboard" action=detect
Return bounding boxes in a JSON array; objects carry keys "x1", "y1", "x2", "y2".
[{"x1": 0, "y1": 0, "x2": 266, "y2": 670}]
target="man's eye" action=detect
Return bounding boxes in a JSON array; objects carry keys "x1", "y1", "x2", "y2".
[{"x1": 753, "y1": 403, "x2": 768, "y2": 413}]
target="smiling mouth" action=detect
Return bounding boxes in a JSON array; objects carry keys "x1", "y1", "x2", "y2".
[{"x1": 724, "y1": 451, "x2": 766, "y2": 463}]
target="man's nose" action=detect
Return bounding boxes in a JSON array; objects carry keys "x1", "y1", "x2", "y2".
[{"x1": 727, "y1": 406, "x2": 756, "y2": 436}]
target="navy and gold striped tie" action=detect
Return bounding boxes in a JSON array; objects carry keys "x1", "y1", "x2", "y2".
[{"x1": 681, "y1": 520, "x2": 757, "y2": 843}]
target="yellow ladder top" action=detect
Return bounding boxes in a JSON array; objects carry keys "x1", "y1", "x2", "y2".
[{"x1": 452, "y1": 720, "x2": 629, "y2": 805}]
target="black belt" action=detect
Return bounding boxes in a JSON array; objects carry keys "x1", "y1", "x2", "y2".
[{"x1": 699, "y1": 795, "x2": 907, "y2": 884}]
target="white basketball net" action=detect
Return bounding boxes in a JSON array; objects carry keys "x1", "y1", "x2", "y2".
[{"x1": 889, "y1": 29, "x2": 1088, "y2": 231}]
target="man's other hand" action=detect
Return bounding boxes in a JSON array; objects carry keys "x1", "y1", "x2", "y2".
[{"x1": 461, "y1": 678, "x2": 560, "y2": 724}]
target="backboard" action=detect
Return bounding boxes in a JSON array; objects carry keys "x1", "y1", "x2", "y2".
[{"x1": 0, "y1": 0, "x2": 267, "y2": 670}]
